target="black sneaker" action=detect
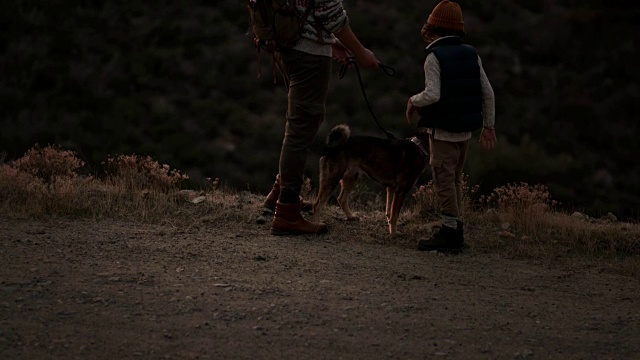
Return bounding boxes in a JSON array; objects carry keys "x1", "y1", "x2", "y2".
[{"x1": 417, "y1": 225, "x2": 464, "y2": 253}]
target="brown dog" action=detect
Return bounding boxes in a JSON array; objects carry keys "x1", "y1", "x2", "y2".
[{"x1": 313, "y1": 124, "x2": 429, "y2": 234}]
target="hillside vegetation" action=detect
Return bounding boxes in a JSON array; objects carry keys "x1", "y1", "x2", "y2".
[
  {"x1": 0, "y1": 0, "x2": 638, "y2": 218},
  {"x1": 1, "y1": 145, "x2": 638, "y2": 276}
]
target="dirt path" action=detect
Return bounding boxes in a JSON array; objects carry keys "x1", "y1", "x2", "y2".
[{"x1": 1, "y1": 216, "x2": 638, "y2": 359}]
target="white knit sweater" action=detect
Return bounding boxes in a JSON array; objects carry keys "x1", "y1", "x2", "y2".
[{"x1": 291, "y1": 0, "x2": 349, "y2": 57}]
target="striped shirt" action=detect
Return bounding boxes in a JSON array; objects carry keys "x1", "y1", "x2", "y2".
[{"x1": 291, "y1": 0, "x2": 349, "y2": 57}]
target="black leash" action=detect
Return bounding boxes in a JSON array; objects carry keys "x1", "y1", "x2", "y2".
[{"x1": 339, "y1": 57, "x2": 397, "y2": 140}]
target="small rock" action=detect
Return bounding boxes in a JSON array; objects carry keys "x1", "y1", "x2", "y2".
[
  {"x1": 178, "y1": 190, "x2": 198, "y2": 201},
  {"x1": 191, "y1": 196, "x2": 206, "y2": 204},
  {"x1": 256, "y1": 216, "x2": 268, "y2": 225},
  {"x1": 500, "y1": 231, "x2": 515, "y2": 239},
  {"x1": 501, "y1": 222, "x2": 511, "y2": 231},
  {"x1": 571, "y1": 212, "x2": 586, "y2": 221},
  {"x1": 213, "y1": 283, "x2": 232, "y2": 288}
]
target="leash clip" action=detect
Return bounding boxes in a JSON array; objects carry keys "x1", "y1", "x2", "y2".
[{"x1": 409, "y1": 136, "x2": 429, "y2": 158}]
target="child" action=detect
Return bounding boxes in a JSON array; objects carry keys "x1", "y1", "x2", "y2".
[{"x1": 406, "y1": 0, "x2": 496, "y2": 252}]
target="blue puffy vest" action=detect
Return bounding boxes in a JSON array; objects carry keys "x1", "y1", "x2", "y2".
[{"x1": 417, "y1": 37, "x2": 483, "y2": 133}]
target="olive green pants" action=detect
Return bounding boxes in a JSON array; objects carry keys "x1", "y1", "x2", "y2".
[
  {"x1": 274, "y1": 49, "x2": 331, "y2": 204},
  {"x1": 429, "y1": 136, "x2": 469, "y2": 224}
]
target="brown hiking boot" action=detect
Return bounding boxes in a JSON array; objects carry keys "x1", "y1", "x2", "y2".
[
  {"x1": 263, "y1": 174, "x2": 313, "y2": 212},
  {"x1": 271, "y1": 201, "x2": 327, "y2": 235}
]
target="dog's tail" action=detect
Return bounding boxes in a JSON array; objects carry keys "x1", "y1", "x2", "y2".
[
  {"x1": 322, "y1": 124, "x2": 350, "y2": 156},
  {"x1": 326, "y1": 124, "x2": 351, "y2": 147}
]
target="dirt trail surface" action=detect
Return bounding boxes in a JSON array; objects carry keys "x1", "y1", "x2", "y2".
[{"x1": 1, "y1": 215, "x2": 639, "y2": 360}]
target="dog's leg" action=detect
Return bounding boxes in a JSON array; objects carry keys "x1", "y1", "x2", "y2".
[
  {"x1": 388, "y1": 190, "x2": 408, "y2": 234},
  {"x1": 385, "y1": 187, "x2": 393, "y2": 222},
  {"x1": 313, "y1": 176, "x2": 341, "y2": 222},
  {"x1": 337, "y1": 171, "x2": 359, "y2": 221}
]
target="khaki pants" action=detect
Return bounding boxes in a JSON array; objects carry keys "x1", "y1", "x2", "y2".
[
  {"x1": 429, "y1": 136, "x2": 469, "y2": 219},
  {"x1": 274, "y1": 49, "x2": 331, "y2": 204}
]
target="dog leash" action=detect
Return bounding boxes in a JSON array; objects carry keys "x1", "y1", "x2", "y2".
[{"x1": 339, "y1": 57, "x2": 397, "y2": 140}]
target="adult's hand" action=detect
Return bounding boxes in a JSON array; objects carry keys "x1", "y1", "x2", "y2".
[
  {"x1": 331, "y1": 40, "x2": 352, "y2": 64},
  {"x1": 334, "y1": 25, "x2": 379, "y2": 70},
  {"x1": 354, "y1": 48, "x2": 379, "y2": 69}
]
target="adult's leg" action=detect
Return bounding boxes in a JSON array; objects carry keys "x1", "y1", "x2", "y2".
[
  {"x1": 276, "y1": 50, "x2": 331, "y2": 203},
  {"x1": 270, "y1": 50, "x2": 331, "y2": 235}
]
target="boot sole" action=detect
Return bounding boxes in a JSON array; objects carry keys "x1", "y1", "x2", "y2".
[
  {"x1": 417, "y1": 245, "x2": 465, "y2": 254},
  {"x1": 264, "y1": 202, "x2": 313, "y2": 213},
  {"x1": 270, "y1": 228, "x2": 328, "y2": 236}
]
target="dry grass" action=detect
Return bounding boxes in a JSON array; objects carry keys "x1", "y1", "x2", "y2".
[
  {"x1": 0, "y1": 145, "x2": 242, "y2": 224},
  {"x1": 1, "y1": 145, "x2": 638, "y2": 275}
]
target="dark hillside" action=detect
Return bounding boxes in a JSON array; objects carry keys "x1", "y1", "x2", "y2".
[{"x1": 1, "y1": 0, "x2": 638, "y2": 217}]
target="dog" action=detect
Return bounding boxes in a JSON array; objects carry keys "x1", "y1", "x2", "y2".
[{"x1": 313, "y1": 124, "x2": 430, "y2": 234}]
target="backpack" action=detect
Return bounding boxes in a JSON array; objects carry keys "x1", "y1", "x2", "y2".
[{"x1": 246, "y1": 0, "x2": 313, "y2": 52}]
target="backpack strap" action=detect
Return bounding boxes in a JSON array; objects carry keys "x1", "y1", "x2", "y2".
[
  {"x1": 255, "y1": 0, "x2": 315, "y2": 83},
  {"x1": 306, "y1": 0, "x2": 326, "y2": 44},
  {"x1": 301, "y1": 0, "x2": 315, "y2": 33},
  {"x1": 270, "y1": 0, "x2": 314, "y2": 84}
]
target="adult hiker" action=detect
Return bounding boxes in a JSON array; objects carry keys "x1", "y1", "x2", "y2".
[{"x1": 263, "y1": 0, "x2": 379, "y2": 235}]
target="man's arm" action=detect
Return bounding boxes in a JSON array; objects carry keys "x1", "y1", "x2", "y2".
[{"x1": 334, "y1": 25, "x2": 378, "y2": 69}]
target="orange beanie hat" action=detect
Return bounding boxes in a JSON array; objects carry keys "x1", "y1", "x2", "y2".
[{"x1": 427, "y1": 0, "x2": 465, "y2": 32}]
